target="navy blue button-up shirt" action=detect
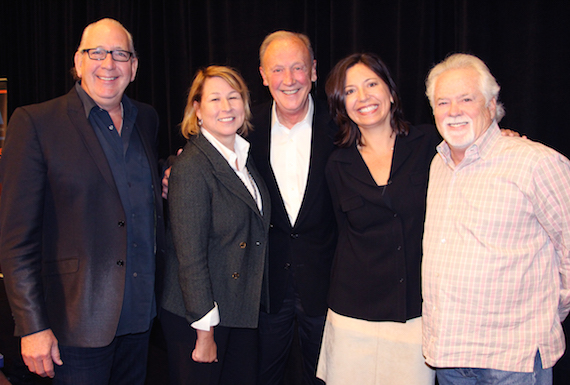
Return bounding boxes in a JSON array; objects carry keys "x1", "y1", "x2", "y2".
[{"x1": 76, "y1": 83, "x2": 156, "y2": 335}]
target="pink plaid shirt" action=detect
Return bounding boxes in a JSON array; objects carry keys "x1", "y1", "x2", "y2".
[{"x1": 422, "y1": 122, "x2": 570, "y2": 372}]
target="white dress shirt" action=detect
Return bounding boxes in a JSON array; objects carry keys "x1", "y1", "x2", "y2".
[{"x1": 270, "y1": 96, "x2": 314, "y2": 225}]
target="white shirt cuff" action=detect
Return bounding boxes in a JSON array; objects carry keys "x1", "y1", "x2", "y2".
[{"x1": 191, "y1": 302, "x2": 220, "y2": 331}]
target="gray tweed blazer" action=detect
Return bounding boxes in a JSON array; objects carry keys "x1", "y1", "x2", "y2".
[{"x1": 161, "y1": 133, "x2": 270, "y2": 328}]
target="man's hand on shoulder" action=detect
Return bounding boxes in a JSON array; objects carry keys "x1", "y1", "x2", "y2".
[
  {"x1": 21, "y1": 329, "x2": 63, "y2": 378},
  {"x1": 162, "y1": 148, "x2": 183, "y2": 199},
  {"x1": 500, "y1": 128, "x2": 527, "y2": 139}
]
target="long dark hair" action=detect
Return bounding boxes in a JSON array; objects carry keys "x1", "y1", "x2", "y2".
[{"x1": 325, "y1": 53, "x2": 409, "y2": 147}]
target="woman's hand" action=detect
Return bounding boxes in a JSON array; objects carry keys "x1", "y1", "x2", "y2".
[{"x1": 192, "y1": 328, "x2": 218, "y2": 363}]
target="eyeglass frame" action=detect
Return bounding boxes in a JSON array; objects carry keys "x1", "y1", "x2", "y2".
[{"x1": 81, "y1": 48, "x2": 135, "y2": 62}]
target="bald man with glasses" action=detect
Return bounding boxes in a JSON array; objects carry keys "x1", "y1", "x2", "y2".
[{"x1": 0, "y1": 18, "x2": 165, "y2": 385}]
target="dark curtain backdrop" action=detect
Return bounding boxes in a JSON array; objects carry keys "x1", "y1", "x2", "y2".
[
  {"x1": 1, "y1": 1, "x2": 570, "y2": 383},
  {"x1": 2, "y1": 0, "x2": 570, "y2": 159}
]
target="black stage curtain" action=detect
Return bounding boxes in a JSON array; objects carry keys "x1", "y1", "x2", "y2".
[
  {"x1": 2, "y1": 0, "x2": 570, "y2": 158},
  {"x1": 1, "y1": 1, "x2": 570, "y2": 383}
]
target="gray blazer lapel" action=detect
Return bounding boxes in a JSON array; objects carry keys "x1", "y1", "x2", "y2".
[{"x1": 194, "y1": 134, "x2": 264, "y2": 218}]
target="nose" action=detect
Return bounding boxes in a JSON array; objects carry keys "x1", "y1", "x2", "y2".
[
  {"x1": 357, "y1": 87, "x2": 368, "y2": 101},
  {"x1": 221, "y1": 97, "x2": 231, "y2": 111},
  {"x1": 101, "y1": 52, "x2": 116, "y2": 68},
  {"x1": 283, "y1": 69, "x2": 294, "y2": 85},
  {"x1": 449, "y1": 101, "x2": 461, "y2": 116}
]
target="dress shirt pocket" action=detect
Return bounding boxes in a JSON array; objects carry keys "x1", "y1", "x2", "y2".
[
  {"x1": 340, "y1": 195, "x2": 364, "y2": 212},
  {"x1": 42, "y1": 258, "x2": 79, "y2": 276}
]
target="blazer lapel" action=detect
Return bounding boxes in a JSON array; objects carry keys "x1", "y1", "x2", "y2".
[
  {"x1": 194, "y1": 135, "x2": 264, "y2": 218},
  {"x1": 66, "y1": 89, "x2": 120, "y2": 198},
  {"x1": 293, "y1": 102, "x2": 335, "y2": 227},
  {"x1": 251, "y1": 104, "x2": 293, "y2": 227},
  {"x1": 391, "y1": 126, "x2": 424, "y2": 177}
]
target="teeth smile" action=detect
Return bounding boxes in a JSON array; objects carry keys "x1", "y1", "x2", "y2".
[
  {"x1": 98, "y1": 76, "x2": 117, "y2": 81},
  {"x1": 218, "y1": 117, "x2": 234, "y2": 122},
  {"x1": 358, "y1": 105, "x2": 378, "y2": 113},
  {"x1": 448, "y1": 122, "x2": 467, "y2": 127},
  {"x1": 282, "y1": 90, "x2": 299, "y2": 95}
]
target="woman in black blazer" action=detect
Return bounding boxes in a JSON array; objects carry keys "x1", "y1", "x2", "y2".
[
  {"x1": 160, "y1": 66, "x2": 270, "y2": 385},
  {"x1": 316, "y1": 54, "x2": 439, "y2": 385}
]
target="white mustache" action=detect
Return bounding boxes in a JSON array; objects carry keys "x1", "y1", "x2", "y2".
[{"x1": 443, "y1": 117, "x2": 471, "y2": 126}]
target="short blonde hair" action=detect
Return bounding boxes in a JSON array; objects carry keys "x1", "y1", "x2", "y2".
[{"x1": 181, "y1": 66, "x2": 252, "y2": 139}]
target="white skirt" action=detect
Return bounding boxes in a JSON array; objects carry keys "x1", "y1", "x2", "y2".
[{"x1": 316, "y1": 309, "x2": 435, "y2": 385}]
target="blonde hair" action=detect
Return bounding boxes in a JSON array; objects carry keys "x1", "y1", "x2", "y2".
[{"x1": 181, "y1": 66, "x2": 252, "y2": 139}]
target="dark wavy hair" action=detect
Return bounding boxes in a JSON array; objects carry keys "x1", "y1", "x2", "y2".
[{"x1": 325, "y1": 53, "x2": 409, "y2": 147}]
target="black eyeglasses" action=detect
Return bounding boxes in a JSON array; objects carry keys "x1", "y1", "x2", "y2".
[{"x1": 82, "y1": 48, "x2": 134, "y2": 62}]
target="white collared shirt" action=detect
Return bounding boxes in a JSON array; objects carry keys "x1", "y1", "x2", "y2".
[
  {"x1": 201, "y1": 128, "x2": 263, "y2": 213},
  {"x1": 270, "y1": 95, "x2": 313, "y2": 225}
]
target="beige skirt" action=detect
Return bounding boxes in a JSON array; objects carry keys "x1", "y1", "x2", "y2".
[{"x1": 316, "y1": 309, "x2": 434, "y2": 385}]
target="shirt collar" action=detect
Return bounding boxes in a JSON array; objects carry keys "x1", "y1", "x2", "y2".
[
  {"x1": 437, "y1": 120, "x2": 500, "y2": 169},
  {"x1": 200, "y1": 128, "x2": 251, "y2": 172},
  {"x1": 75, "y1": 81, "x2": 135, "y2": 120},
  {"x1": 270, "y1": 94, "x2": 314, "y2": 130}
]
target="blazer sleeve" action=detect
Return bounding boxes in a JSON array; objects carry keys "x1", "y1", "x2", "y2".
[
  {"x1": 0, "y1": 107, "x2": 50, "y2": 336},
  {"x1": 167, "y1": 147, "x2": 216, "y2": 324}
]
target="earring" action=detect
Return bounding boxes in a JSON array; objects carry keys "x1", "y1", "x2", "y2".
[{"x1": 198, "y1": 118, "x2": 203, "y2": 127}]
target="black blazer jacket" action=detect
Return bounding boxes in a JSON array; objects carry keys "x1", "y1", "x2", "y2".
[
  {"x1": 0, "y1": 87, "x2": 166, "y2": 347},
  {"x1": 249, "y1": 100, "x2": 337, "y2": 317}
]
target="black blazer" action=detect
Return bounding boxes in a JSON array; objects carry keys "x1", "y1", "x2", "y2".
[
  {"x1": 249, "y1": 100, "x2": 337, "y2": 317},
  {"x1": 325, "y1": 124, "x2": 440, "y2": 321},
  {"x1": 0, "y1": 88, "x2": 166, "y2": 347},
  {"x1": 161, "y1": 134, "x2": 271, "y2": 328}
]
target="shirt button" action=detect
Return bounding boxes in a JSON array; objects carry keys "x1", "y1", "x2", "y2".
[
  {"x1": 117, "y1": 260, "x2": 124, "y2": 266},
  {"x1": 239, "y1": 242, "x2": 246, "y2": 249},
  {"x1": 441, "y1": 238, "x2": 446, "y2": 243},
  {"x1": 256, "y1": 241, "x2": 261, "y2": 246}
]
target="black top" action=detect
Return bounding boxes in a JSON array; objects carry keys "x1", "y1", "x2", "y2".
[{"x1": 325, "y1": 124, "x2": 440, "y2": 322}]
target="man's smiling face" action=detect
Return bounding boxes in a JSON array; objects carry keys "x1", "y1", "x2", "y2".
[
  {"x1": 74, "y1": 19, "x2": 138, "y2": 110},
  {"x1": 259, "y1": 37, "x2": 316, "y2": 123}
]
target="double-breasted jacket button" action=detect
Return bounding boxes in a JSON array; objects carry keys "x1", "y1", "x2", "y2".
[
  {"x1": 118, "y1": 220, "x2": 125, "y2": 227},
  {"x1": 117, "y1": 260, "x2": 124, "y2": 266},
  {"x1": 290, "y1": 233, "x2": 299, "y2": 239},
  {"x1": 284, "y1": 262, "x2": 291, "y2": 270},
  {"x1": 255, "y1": 241, "x2": 261, "y2": 246},
  {"x1": 232, "y1": 272, "x2": 240, "y2": 279},
  {"x1": 239, "y1": 242, "x2": 246, "y2": 249}
]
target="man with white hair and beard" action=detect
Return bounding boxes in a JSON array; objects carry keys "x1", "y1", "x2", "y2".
[{"x1": 422, "y1": 53, "x2": 570, "y2": 385}]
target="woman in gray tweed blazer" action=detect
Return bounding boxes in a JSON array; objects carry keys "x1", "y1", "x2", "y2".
[{"x1": 160, "y1": 66, "x2": 271, "y2": 385}]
